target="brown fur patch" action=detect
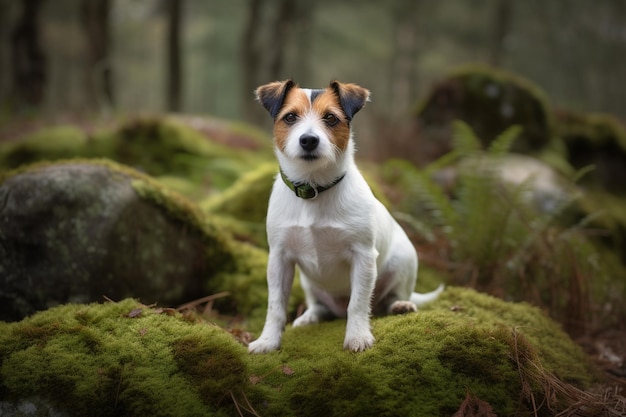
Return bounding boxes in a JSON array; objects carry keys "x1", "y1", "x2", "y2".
[
  {"x1": 273, "y1": 89, "x2": 311, "y2": 152},
  {"x1": 312, "y1": 90, "x2": 351, "y2": 152}
]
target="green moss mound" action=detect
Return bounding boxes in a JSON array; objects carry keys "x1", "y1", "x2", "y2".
[
  {"x1": 203, "y1": 162, "x2": 277, "y2": 224},
  {"x1": 250, "y1": 287, "x2": 594, "y2": 417},
  {"x1": 201, "y1": 162, "x2": 276, "y2": 248},
  {"x1": 0, "y1": 289, "x2": 595, "y2": 417},
  {"x1": 415, "y1": 64, "x2": 552, "y2": 155},
  {"x1": 0, "y1": 299, "x2": 249, "y2": 416},
  {"x1": 0, "y1": 117, "x2": 273, "y2": 195},
  {"x1": 0, "y1": 126, "x2": 88, "y2": 169}
]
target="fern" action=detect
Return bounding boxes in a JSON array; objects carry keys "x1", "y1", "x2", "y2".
[
  {"x1": 488, "y1": 125, "x2": 523, "y2": 155},
  {"x1": 393, "y1": 121, "x2": 621, "y2": 334}
]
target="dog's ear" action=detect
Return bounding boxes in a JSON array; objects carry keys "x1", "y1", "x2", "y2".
[
  {"x1": 330, "y1": 81, "x2": 371, "y2": 121},
  {"x1": 255, "y1": 80, "x2": 296, "y2": 119}
]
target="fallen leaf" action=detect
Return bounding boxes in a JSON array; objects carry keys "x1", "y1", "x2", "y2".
[
  {"x1": 229, "y1": 328, "x2": 253, "y2": 345},
  {"x1": 153, "y1": 307, "x2": 177, "y2": 316},
  {"x1": 282, "y1": 365, "x2": 295, "y2": 376}
]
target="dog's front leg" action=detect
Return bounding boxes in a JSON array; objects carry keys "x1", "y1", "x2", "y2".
[
  {"x1": 344, "y1": 249, "x2": 377, "y2": 352},
  {"x1": 248, "y1": 252, "x2": 295, "y2": 354}
]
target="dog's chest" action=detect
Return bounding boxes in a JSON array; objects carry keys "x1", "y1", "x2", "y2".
[
  {"x1": 268, "y1": 202, "x2": 371, "y2": 291},
  {"x1": 276, "y1": 223, "x2": 354, "y2": 271}
]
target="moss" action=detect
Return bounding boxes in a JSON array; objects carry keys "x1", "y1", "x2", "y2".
[
  {"x1": 0, "y1": 126, "x2": 88, "y2": 170},
  {"x1": 0, "y1": 117, "x2": 273, "y2": 193},
  {"x1": 246, "y1": 287, "x2": 593, "y2": 417},
  {"x1": 0, "y1": 159, "x2": 270, "y2": 321},
  {"x1": 554, "y1": 109, "x2": 626, "y2": 193},
  {"x1": 0, "y1": 288, "x2": 595, "y2": 416},
  {"x1": 97, "y1": 117, "x2": 261, "y2": 190},
  {"x1": 155, "y1": 175, "x2": 211, "y2": 201},
  {"x1": 202, "y1": 162, "x2": 277, "y2": 224},
  {"x1": 415, "y1": 64, "x2": 553, "y2": 154},
  {"x1": 86, "y1": 159, "x2": 272, "y2": 320},
  {"x1": 201, "y1": 162, "x2": 276, "y2": 248},
  {"x1": 0, "y1": 299, "x2": 249, "y2": 416}
]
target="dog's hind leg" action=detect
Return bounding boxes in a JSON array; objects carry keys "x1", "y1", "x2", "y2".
[{"x1": 293, "y1": 275, "x2": 337, "y2": 327}]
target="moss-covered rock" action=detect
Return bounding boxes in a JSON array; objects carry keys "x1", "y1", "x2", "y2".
[
  {"x1": 415, "y1": 64, "x2": 552, "y2": 158},
  {"x1": 554, "y1": 109, "x2": 626, "y2": 194},
  {"x1": 202, "y1": 162, "x2": 277, "y2": 248},
  {"x1": 0, "y1": 117, "x2": 273, "y2": 196},
  {"x1": 0, "y1": 288, "x2": 596, "y2": 416},
  {"x1": 0, "y1": 125, "x2": 88, "y2": 169},
  {"x1": 0, "y1": 159, "x2": 268, "y2": 321}
]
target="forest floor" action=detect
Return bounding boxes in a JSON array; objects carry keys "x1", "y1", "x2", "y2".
[
  {"x1": 576, "y1": 328, "x2": 626, "y2": 394},
  {"x1": 1, "y1": 115, "x2": 625, "y2": 398}
]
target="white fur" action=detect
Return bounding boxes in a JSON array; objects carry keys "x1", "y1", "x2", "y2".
[{"x1": 248, "y1": 86, "x2": 443, "y2": 354}]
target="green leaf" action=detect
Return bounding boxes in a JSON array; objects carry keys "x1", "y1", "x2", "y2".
[{"x1": 488, "y1": 125, "x2": 522, "y2": 155}]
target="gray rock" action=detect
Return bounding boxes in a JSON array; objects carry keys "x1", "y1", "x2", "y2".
[{"x1": 0, "y1": 161, "x2": 210, "y2": 321}]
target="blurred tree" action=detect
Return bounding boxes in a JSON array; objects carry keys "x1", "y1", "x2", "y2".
[
  {"x1": 389, "y1": 0, "x2": 421, "y2": 116},
  {"x1": 290, "y1": 0, "x2": 315, "y2": 86},
  {"x1": 489, "y1": 0, "x2": 512, "y2": 67},
  {"x1": 241, "y1": 0, "x2": 306, "y2": 124},
  {"x1": 10, "y1": 0, "x2": 46, "y2": 111},
  {"x1": 242, "y1": 0, "x2": 264, "y2": 123},
  {"x1": 81, "y1": 0, "x2": 114, "y2": 110},
  {"x1": 267, "y1": 0, "x2": 294, "y2": 81},
  {"x1": 0, "y1": 0, "x2": 8, "y2": 107},
  {"x1": 166, "y1": 0, "x2": 184, "y2": 112}
]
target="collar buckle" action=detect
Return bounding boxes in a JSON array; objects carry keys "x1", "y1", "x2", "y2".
[{"x1": 280, "y1": 170, "x2": 345, "y2": 200}]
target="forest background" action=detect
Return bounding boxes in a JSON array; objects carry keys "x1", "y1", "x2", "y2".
[{"x1": 1, "y1": 0, "x2": 625, "y2": 158}]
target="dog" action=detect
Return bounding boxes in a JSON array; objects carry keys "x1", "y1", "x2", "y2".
[{"x1": 248, "y1": 80, "x2": 444, "y2": 353}]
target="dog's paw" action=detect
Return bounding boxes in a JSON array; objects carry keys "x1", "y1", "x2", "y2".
[
  {"x1": 248, "y1": 337, "x2": 281, "y2": 354},
  {"x1": 390, "y1": 300, "x2": 418, "y2": 315},
  {"x1": 343, "y1": 331, "x2": 375, "y2": 352},
  {"x1": 292, "y1": 310, "x2": 320, "y2": 327}
]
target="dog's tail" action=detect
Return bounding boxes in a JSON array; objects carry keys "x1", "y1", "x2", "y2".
[{"x1": 410, "y1": 284, "x2": 445, "y2": 306}]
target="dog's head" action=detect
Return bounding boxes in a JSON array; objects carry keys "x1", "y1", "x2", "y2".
[{"x1": 255, "y1": 80, "x2": 370, "y2": 170}]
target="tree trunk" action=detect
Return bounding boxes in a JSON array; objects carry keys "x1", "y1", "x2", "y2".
[
  {"x1": 267, "y1": 0, "x2": 295, "y2": 81},
  {"x1": 242, "y1": 0, "x2": 264, "y2": 123},
  {"x1": 166, "y1": 0, "x2": 183, "y2": 112},
  {"x1": 292, "y1": 0, "x2": 315, "y2": 87},
  {"x1": 489, "y1": 0, "x2": 513, "y2": 67},
  {"x1": 389, "y1": 0, "x2": 420, "y2": 116},
  {"x1": 81, "y1": 0, "x2": 114, "y2": 110},
  {"x1": 11, "y1": 0, "x2": 47, "y2": 110}
]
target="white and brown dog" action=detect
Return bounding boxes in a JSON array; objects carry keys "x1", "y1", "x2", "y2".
[{"x1": 248, "y1": 80, "x2": 443, "y2": 353}]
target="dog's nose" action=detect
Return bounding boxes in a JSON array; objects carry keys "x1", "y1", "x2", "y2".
[{"x1": 299, "y1": 134, "x2": 319, "y2": 152}]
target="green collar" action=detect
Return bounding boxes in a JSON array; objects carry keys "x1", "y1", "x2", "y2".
[{"x1": 280, "y1": 169, "x2": 346, "y2": 199}]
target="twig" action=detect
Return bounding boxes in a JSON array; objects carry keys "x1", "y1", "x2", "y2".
[{"x1": 176, "y1": 291, "x2": 230, "y2": 311}]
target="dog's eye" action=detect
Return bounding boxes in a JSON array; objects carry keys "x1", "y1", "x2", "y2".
[
  {"x1": 283, "y1": 113, "x2": 298, "y2": 125},
  {"x1": 323, "y1": 113, "x2": 339, "y2": 127}
]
